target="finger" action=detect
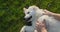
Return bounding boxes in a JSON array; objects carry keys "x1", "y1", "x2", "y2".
[
  {"x1": 42, "y1": 20, "x2": 46, "y2": 27},
  {"x1": 36, "y1": 23, "x2": 41, "y2": 28},
  {"x1": 36, "y1": 21, "x2": 42, "y2": 25},
  {"x1": 36, "y1": 22, "x2": 43, "y2": 27},
  {"x1": 36, "y1": 21, "x2": 43, "y2": 25},
  {"x1": 36, "y1": 22, "x2": 42, "y2": 26},
  {"x1": 36, "y1": 22, "x2": 39, "y2": 26},
  {"x1": 44, "y1": 9, "x2": 49, "y2": 12},
  {"x1": 36, "y1": 20, "x2": 46, "y2": 26},
  {"x1": 36, "y1": 22, "x2": 40, "y2": 25},
  {"x1": 37, "y1": 21, "x2": 39, "y2": 23},
  {"x1": 42, "y1": 19, "x2": 45, "y2": 23},
  {"x1": 43, "y1": 9, "x2": 47, "y2": 12},
  {"x1": 36, "y1": 22, "x2": 42, "y2": 28}
]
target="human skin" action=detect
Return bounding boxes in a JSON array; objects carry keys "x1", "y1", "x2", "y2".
[
  {"x1": 36, "y1": 10, "x2": 60, "y2": 32},
  {"x1": 44, "y1": 9, "x2": 60, "y2": 21},
  {"x1": 36, "y1": 20, "x2": 47, "y2": 32},
  {"x1": 36, "y1": 14, "x2": 60, "y2": 32}
]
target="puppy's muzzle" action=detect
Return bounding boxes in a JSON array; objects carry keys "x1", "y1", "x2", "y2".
[{"x1": 24, "y1": 16, "x2": 32, "y2": 21}]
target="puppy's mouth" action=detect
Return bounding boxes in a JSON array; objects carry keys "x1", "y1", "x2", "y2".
[
  {"x1": 24, "y1": 16, "x2": 32, "y2": 26},
  {"x1": 24, "y1": 16, "x2": 32, "y2": 21},
  {"x1": 25, "y1": 21, "x2": 32, "y2": 26}
]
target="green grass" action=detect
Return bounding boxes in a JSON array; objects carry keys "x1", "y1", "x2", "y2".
[{"x1": 0, "y1": 0, "x2": 60, "y2": 32}]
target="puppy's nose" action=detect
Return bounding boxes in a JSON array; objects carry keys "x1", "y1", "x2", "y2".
[
  {"x1": 24, "y1": 17, "x2": 27, "y2": 21},
  {"x1": 24, "y1": 16, "x2": 32, "y2": 21},
  {"x1": 24, "y1": 17, "x2": 27, "y2": 20},
  {"x1": 24, "y1": 17, "x2": 26, "y2": 20}
]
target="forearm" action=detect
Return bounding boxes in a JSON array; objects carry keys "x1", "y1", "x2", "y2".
[{"x1": 51, "y1": 13, "x2": 60, "y2": 21}]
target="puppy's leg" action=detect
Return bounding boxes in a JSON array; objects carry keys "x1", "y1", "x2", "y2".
[{"x1": 20, "y1": 26, "x2": 26, "y2": 32}]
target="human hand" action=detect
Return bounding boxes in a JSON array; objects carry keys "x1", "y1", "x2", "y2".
[
  {"x1": 43, "y1": 9, "x2": 54, "y2": 16},
  {"x1": 36, "y1": 20, "x2": 47, "y2": 32}
]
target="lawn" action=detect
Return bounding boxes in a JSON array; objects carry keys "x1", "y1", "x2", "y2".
[{"x1": 0, "y1": 0, "x2": 60, "y2": 32}]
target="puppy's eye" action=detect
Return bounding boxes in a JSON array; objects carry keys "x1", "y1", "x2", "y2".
[{"x1": 27, "y1": 12, "x2": 30, "y2": 14}]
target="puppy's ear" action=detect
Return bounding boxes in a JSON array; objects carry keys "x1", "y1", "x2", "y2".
[
  {"x1": 33, "y1": 6, "x2": 39, "y2": 11},
  {"x1": 23, "y1": 8, "x2": 27, "y2": 11},
  {"x1": 23, "y1": 8, "x2": 27, "y2": 14}
]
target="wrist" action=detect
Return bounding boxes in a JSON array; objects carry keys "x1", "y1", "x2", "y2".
[
  {"x1": 41, "y1": 27, "x2": 47, "y2": 32},
  {"x1": 51, "y1": 13, "x2": 56, "y2": 16},
  {"x1": 48, "y1": 12, "x2": 55, "y2": 16}
]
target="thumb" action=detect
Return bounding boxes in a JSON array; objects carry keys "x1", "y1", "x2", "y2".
[
  {"x1": 42, "y1": 19, "x2": 46, "y2": 24},
  {"x1": 43, "y1": 9, "x2": 48, "y2": 12}
]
